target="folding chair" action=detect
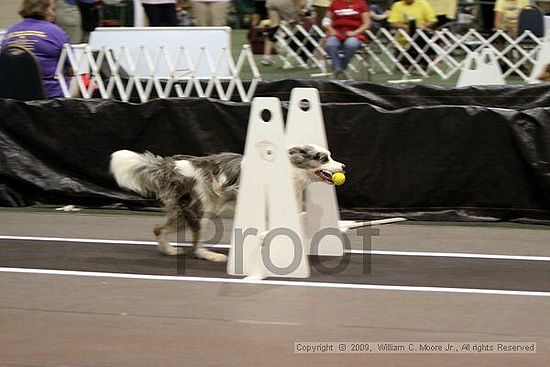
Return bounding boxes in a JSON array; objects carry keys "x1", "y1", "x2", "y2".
[
  {"x1": 0, "y1": 44, "x2": 46, "y2": 100},
  {"x1": 518, "y1": 5, "x2": 545, "y2": 38},
  {"x1": 514, "y1": 5, "x2": 545, "y2": 76}
]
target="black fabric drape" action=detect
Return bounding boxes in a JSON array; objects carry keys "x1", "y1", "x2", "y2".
[{"x1": 0, "y1": 81, "x2": 548, "y2": 224}]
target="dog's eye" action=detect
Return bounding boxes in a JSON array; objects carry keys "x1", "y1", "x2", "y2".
[{"x1": 315, "y1": 153, "x2": 329, "y2": 163}]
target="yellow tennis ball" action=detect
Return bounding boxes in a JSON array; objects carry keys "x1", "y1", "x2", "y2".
[{"x1": 332, "y1": 172, "x2": 346, "y2": 186}]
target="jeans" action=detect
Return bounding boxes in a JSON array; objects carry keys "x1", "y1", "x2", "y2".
[{"x1": 325, "y1": 36, "x2": 363, "y2": 72}]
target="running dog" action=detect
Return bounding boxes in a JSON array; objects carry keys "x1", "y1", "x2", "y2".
[{"x1": 110, "y1": 145, "x2": 345, "y2": 262}]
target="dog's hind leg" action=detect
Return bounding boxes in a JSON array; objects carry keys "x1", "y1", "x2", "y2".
[
  {"x1": 154, "y1": 213, "x2": 184, "y2": 256},
  {"x1": 154, "y1": 192, "x2": 199, "y2": 256},
  {"x1": 172, "y1": 200, "x2": 227, "y2": 262}
]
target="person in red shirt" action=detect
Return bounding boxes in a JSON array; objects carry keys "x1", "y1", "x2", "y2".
[{"x1": 324, "y1": 0, "x2": 371, "y2": 78}]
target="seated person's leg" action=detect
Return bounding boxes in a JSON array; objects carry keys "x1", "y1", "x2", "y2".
[
  {"x1": 340, "y1": 37, "x2": 363, "y2": 70},
  {"x1": 325, "y1": 36, "x2": 344, "y2": 72}
]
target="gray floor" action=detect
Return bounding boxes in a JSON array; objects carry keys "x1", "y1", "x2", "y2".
[{"x1": 0, "y1": 210, "x2": 549, "y2": 366}]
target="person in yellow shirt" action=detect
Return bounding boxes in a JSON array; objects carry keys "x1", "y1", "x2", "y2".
[
  {"x1": 493, "y1": 0, "x2": 530, "y2": 36},
  {"x1": 388, "y1": 0, "x2": 437, "y2": 33},
  {"x1": 426, "y1": 0, "x2": 457, "y2": 27},
  {"x1": 388, "y1": 0, "x2": 437, "y2": 69}
]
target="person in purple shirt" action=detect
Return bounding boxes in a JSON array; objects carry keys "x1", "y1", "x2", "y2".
[{"x1": 1, "y1": 0, "x2": 72, "y2": 98}]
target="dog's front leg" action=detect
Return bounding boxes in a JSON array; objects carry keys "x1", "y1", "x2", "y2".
[{"x1": 192, "y1": 222, "x2": 227, "y2": 263}]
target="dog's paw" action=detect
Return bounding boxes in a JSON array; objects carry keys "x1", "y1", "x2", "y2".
[
  {"x1": 194, "y1": 248, "x2": 228, "y2": 262},
  {"x1": 158, "y1": 244, "x2": 184, "y2": 256}
]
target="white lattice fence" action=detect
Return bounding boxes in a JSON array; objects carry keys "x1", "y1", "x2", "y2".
[
  {"x1": 274, "y1": 24, "x2": 545, "y2": 83},
  {"x1": 56, "y1": 43, "x2": 261, "y2": 102}
]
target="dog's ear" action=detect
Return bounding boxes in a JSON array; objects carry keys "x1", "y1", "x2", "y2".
[
  {"x1": 287, "y1": 146, "x2": 310, "y2": 168},
  {"x1": 288, "y1": 146, "x2": 307, "y2": 156}
]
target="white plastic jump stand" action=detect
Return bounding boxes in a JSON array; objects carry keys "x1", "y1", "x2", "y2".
[
  {"x1": 286, "y1": 88, "x2": 407, "y2": 248},
  {"x1": 227, "y1": 97, "x2": 310, "y2": 280},
  {"x1": 228, "y1": 88, "x2": 408, "y2": 280},
  {"x1": 456, "y1": 49, "x2": 506, "y2": 87},
  {"x1": 286, "y1": 88, "x2": 344, "y2": 257},
  {"x1": 529, "y1": 35, "x2": 550, "y2": 83}
]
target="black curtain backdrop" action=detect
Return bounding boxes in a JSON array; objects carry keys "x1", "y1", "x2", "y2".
[{"x1": 0, "y1": 81, "x2": 548, "y2": 224}]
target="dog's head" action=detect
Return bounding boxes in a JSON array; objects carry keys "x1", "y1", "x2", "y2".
[{"x1": 288, "y1": 144, "x2": 346, "y2": 185}]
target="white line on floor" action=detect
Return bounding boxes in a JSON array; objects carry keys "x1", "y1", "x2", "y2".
[
  {"x1": 361, "y1": 250, "x2": 550, "y2": 262},
  {"x1": 0, "y1": 235, "x2": 159, "y2": 246},
  {"x1": 235, "y1": 319, "x2": 303, "y2": 326},
  {"x1": 1, "y1": 235, "x2": 549, "y2": 262},
  {"x1": 0, "y1": 267, "x2": 549, "y2": 297}
]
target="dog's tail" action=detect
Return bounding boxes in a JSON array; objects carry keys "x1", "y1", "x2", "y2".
[{"x1": 110, "y1": 150, "x2": 166, "y2": 197}]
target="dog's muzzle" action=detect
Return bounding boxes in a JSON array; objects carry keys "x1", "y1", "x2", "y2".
[{"x1": 315, "y1": 169, "x2": 338, "y2": 184}]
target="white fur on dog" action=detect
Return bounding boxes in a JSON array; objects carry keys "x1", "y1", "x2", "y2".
[
  {"x1": 110, "y1": 150, "x2": 149, "y2": 195},
  {"x1": 174, "y1": 160, "x2": 198, "y2": 178}
]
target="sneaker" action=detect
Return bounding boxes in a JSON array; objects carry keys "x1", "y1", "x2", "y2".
[{"x1": 261, "y1": 58, "x2": 274, "y2": 66}]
